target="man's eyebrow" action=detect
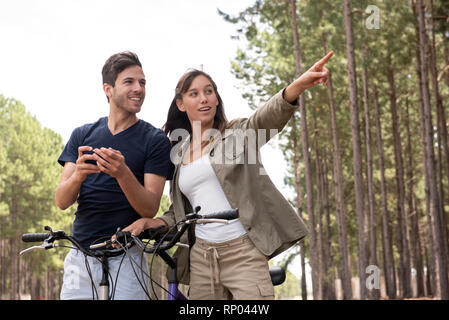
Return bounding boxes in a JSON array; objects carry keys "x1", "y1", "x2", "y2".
[{"x1": 122, "y1": 77, "x2": 146, "y2": 82}]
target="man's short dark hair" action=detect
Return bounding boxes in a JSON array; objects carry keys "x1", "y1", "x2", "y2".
[{"x1": 102, "y1": 51, "x2": 142, "y2": 87}]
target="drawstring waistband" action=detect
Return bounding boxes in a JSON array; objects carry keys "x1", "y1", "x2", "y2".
[{"x1": 204, "y1": 246, "x2": 220, "y2": 295}]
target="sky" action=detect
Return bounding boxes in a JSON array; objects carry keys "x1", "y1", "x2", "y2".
[{"x1": 1, "y1": 0, "x2": 302, "y2": 278}]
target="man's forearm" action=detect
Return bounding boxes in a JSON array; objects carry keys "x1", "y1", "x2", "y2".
[
  {"x1": 116, "y1": 167, "x2": 160, "y2": 218},
  {"x1": 55, "y1": 174, "x2": 83, "y2": 210}
]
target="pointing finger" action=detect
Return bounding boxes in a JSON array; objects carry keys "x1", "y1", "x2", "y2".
[{"x1": 315, "y1": 51, "x2": 334, "y2": 68}]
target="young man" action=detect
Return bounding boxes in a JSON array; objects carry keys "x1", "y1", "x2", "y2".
[{"x1": 55, "y1": 51, "x2": 173, "y2": 299}]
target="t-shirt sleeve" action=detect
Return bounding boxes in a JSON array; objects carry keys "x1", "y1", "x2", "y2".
[
  {"x1": 58, "y1": 127, "x2": 83, "y2": 167},
  {"x1": 144, "y1": 130, "x2": 174, "y2": 180}
]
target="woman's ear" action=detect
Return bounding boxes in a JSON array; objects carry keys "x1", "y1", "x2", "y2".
[{"x1": 176, "y1": 99, "x2": 186, "y2": 112}]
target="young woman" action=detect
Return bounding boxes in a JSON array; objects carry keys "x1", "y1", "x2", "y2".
[{"x1": 124, "y1": 52, "x2": 333, "y2": 299}]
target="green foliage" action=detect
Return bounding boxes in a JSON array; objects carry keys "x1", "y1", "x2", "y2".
[
  {"x1": 156, "y1": 194, "x2": 171, "y2": 217},
  {"x1": 0, "y1": 95, "x2": 72, "y2": 294}
]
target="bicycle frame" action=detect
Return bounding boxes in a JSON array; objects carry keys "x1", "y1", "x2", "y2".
[
  {"x1": 167, "y1": 257, "x2": 187, "y2": 300},
  {"x1": 99, "y1": 256, "x2": 110, "y2": 300}
]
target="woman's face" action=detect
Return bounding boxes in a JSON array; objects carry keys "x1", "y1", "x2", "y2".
[{"x1": 177, "y1": 75, "x2": 219, "y2": 131}]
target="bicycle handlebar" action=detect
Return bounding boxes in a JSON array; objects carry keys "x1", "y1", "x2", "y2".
[
  {"x1": 22, "y1": 233, "x2": 50, "y2": 243},
  {"x1": 195, "y1": 209, "x2": 239, "y2": 220},
  {"x1": 20, "y1": 226, "x2": 131, "y2": 258},
  {"x1": 133, "y1": 208, "x2": 240, "y2": 254},
  {"x1": 21, "y1": 208, "x2": 239, "y2": 257}
]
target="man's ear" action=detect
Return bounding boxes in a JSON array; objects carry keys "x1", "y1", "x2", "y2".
[
  {"x1": 176, "y1": 99, "x2": 185, "y2": 112},
  {"x1": 103, "y1": 83, "x2": 113, "y2": 101}
]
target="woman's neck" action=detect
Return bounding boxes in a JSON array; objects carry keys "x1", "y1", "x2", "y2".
[{"x1": 190, "y1": 120, "x2": 213, "y2": 145}]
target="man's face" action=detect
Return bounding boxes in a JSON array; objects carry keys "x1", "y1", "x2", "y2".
[{"x1": 106, "y1": 65, "x2": 146, "y2": 114}]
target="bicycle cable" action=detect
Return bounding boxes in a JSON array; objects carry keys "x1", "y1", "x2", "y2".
[
  {"x1": 114, "y1": 236, "x2": 152, "y2": 300},
  {"x1": 110, "y1": 250, "x2": 127, "y2": 300},
  {"x1": 83, "y1": 254, "x2": 98, "y2": 300}
]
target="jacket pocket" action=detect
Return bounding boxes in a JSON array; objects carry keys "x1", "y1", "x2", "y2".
[{"x1": 257, "y1": 283, "x2": 275, "y2": 298}]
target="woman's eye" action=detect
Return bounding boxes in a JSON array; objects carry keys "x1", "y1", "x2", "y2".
[{"x1": 189, "y1": 92, "x2": 197, "y2": 97}]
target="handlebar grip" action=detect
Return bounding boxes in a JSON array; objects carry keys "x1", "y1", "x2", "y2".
[
  {"x1": 22, "y1": 233, "x2": 50, "y2": 243},
  {"x1": 115, "y1": 230, "x2": 132, "y2": 243},
  {"x1": 200, "y1": 209, "x2": 239, "y2": 220}
]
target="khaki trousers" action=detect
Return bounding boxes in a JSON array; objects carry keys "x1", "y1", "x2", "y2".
[{"x1": 189, "y1": 234, "x2": 275, "y2": 300}]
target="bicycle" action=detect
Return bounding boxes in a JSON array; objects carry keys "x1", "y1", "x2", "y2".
[{"x1": 20, "y1": 207, "x2": 286, "y2": 300}]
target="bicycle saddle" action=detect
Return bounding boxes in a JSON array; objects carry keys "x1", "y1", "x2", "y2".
[{"x1": 269, "y1": 266, "x2": 286, "y2": 286}]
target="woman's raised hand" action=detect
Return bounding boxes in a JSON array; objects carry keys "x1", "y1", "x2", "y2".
[
  {"x1": 284, "y1": 51, "x2": 334, "y2": 103},
  {"x1": 302, "y1": 51, "x2": 333, "y2": 87}
]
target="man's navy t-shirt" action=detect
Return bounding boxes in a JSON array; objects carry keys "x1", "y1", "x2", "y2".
[{"x1": 58, "y1": 117, "x2": 173, "y2": 249}]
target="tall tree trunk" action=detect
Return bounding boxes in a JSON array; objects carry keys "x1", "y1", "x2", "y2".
[
  {"x1": 412, "y1": 3, "x2": 436, "y2": 295},
  {"x1": 416, "y1": 0, "x2": 449, "y2": 299},
  {"x1": 361, "y1": 42, "x2": 379, "y2": 300},
  {"x1": 343, "y1": 0, "x2": 367, "y2": 300},
  {"x1": 386, "y1": 49, "x2": 413, "y2": 298},
  {"x1": 292, "y1": 115, "x2": 308, "y2": 300},
  {"x1": 322, "y1": 149, "x2": 336, "y2": 300},
  {"x1": 424, "y1": 245, "x2": 432, "y2": 296},
  {"x1": 1, "y1": 237, "x2": 6, "y2": 296},
  {"x1": 428, "y1": 0, "x2": 449, "y2": 270},
  {"x1": 322, "y1": 32, "x2": 352, "y2": 300},
  {"x1": 444, "y1": 40, "x2": 449, "y2": 87},
  {"x1": 405, "y1": 97, "x2": 425, "y2": 297},
  {"x1": 373, "y1": 84, "x2": 396, "y2": 299},
  {"x1": 10, "y1": 193, "x2": 18, "y2": 300},
  {"x1": 313, "y1": 113, "x2": 326, "y2": 299},
  {"x1": 290, "y1": 0, "x2": 319, "y2": 299}
]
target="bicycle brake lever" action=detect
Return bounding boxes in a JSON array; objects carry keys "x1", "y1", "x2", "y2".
[
  {"x1": 19, "y1": 243, "x2": 54, "y2": 256},
  {"x1": 89, "y1": 240, "x2": 113, "y2": 250}
]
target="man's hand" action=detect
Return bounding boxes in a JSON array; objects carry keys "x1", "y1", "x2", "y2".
[
  {"x1": 93, "y1": 147, "x2": 128, "y2": 178},
  {"x1": 111, "y1": 218, "x2": 168, "y2": 248},
  {"x1": 122, "y1": 217, "x2": 168, "y2": 236},
  {"x1": 73, "y1": 146, "x2": 101, "y2": 182}
]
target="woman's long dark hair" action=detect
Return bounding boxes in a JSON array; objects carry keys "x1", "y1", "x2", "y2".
[{"x1": 163, "y1": 69, "x2": 228, "y2": 146}]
